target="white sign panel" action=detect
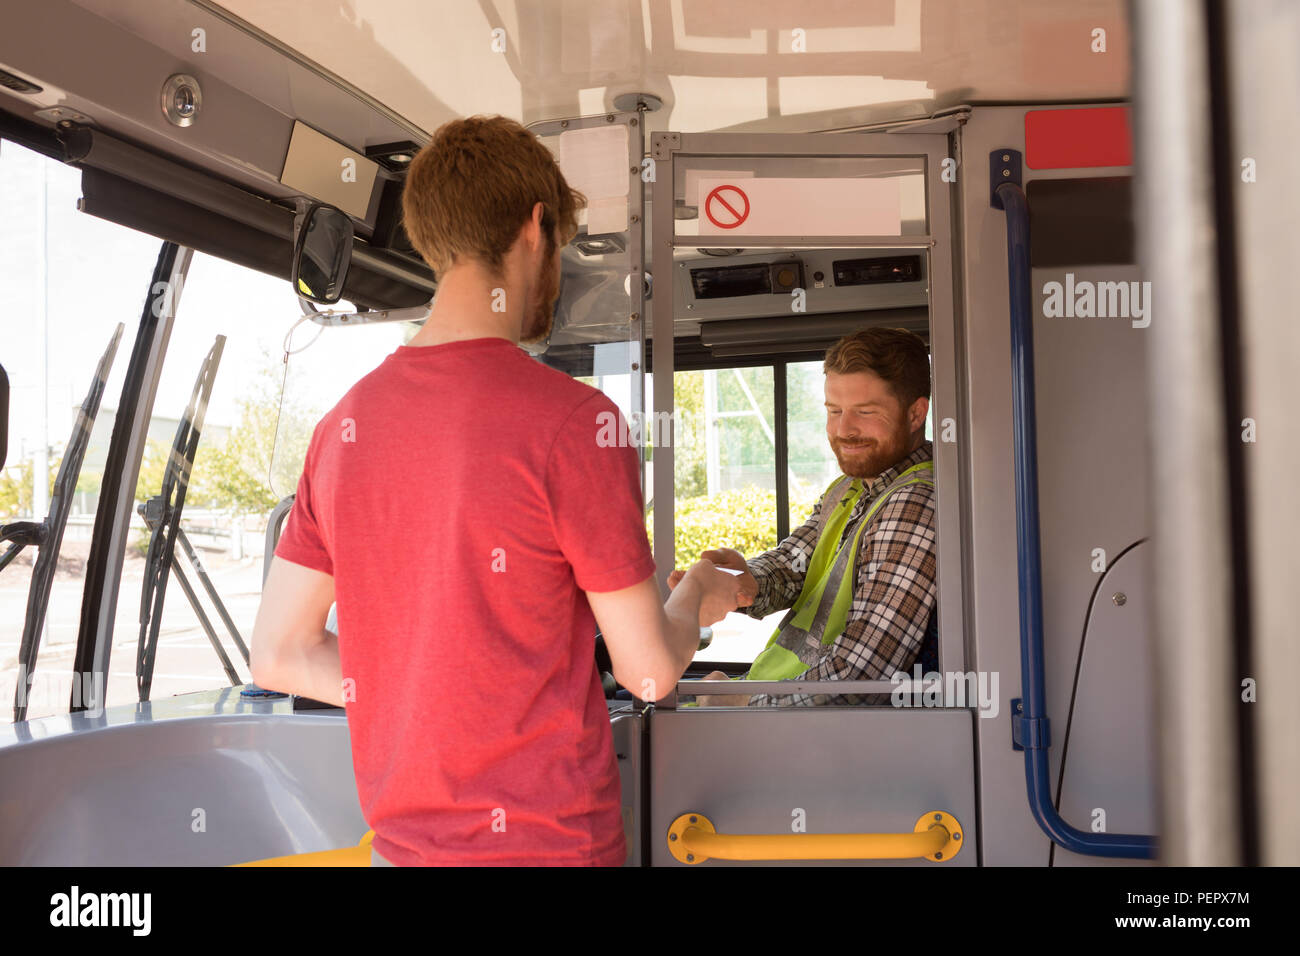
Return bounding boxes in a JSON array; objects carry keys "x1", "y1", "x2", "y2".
[
  {"x1": 696, "y1": 177, "x2": 902, "y2": 237},
  {"x1": 559, "y1": 125, "x2": 629, "y2": 234}
]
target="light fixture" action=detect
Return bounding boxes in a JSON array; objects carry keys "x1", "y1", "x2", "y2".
[
  {"x1": 160, "y1": 74, "x2": 202, "y2": 127},
  {"x1": 574, "y1": 234, "x2": 626, "y2": 256},
  {"x1": 0, "y1": 68, "x2": 41, "y2": 95},
  {"x1": 366, "y1": 140, "x2": 423, "y2": 172}
]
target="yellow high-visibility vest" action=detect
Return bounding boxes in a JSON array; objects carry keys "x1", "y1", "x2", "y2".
[{"x1": 746, "y1": 461, "x2": 935, "y2": 681}]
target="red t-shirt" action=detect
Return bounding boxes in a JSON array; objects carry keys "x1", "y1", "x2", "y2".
[{"x1": 274, "y1": 337, "x2": 654, "y2": 866}]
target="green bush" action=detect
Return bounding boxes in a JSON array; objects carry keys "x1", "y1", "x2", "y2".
[{"x1": 649, "y1": 486, "x2": 819, "y2": 569}]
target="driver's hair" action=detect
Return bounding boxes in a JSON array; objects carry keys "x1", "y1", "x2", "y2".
[
  {"x1": 824, "y1": 327, "x2": 930, "y2": 409},
  {"x1": 401, "y1": 115, "x2": 586, "y2": 279}
]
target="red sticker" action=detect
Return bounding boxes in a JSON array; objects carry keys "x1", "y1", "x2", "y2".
[
  {"x1": 704, "y1": 184, "x2": 750, "y2": 229},
  {"x1": 1025, "y1": 107, "x2": 1132, "y2": 170}
]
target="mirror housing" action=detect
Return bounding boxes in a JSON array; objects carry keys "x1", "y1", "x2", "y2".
[{"x1": 292, "y1": 203, "x2": 353, "y2": 304}]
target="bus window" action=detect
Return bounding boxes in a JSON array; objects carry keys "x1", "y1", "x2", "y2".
[
  {"x1": 672, "y1": 366, "x2": 788, "y2": 663},
  {"x1": 681, "y1": 357, "x2": 934, "y2": 671},
  {"x1": 106, "y1": 252, "x2": 413, "y2": 712},
  {"x1": 0, "y1": 143, "x2": 160, "y2": 721},
  {"x1": 786, "y1": 359, "x2": 841, "y2": 527}
]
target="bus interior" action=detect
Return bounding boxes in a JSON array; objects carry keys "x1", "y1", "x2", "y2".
[{"x1": 0, "y1": 0, "x2": 1295, "y2": 868}]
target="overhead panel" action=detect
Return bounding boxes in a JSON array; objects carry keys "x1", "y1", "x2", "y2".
[
  {"x1": 559, "y1": 124, "x2": 631, "y2": 235},
  {"x1": 279, "y1": 121, "x2": 380, "y2": 220}
]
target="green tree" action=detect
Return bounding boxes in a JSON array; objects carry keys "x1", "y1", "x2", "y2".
[
  {"x1": 0, "y1": 447, "x2": 100, "y2": 520},
  {"x1": 0, "y1": 459, "x2": 34, "y2": 518},
  {"x1": 132, "y1": 360, "x2": 318, "y2": 534},
  {"x1": 673, "y1": 371, "x2": 706, "y2": 498}
]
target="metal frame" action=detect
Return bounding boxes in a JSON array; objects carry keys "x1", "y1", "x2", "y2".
[
  {"x1": 263, "y1": 495, "x2": 298, "y2": 583},
  {"x1": 1220, "y1": 0, "x2": 1300, "y2": 867},
  {"x1": 527, "y1": 109, "x2": 649, "y2": 490},
  {"x1": 677, "y1": 679, "x2": 969, "y2": 697},
  {"x1": 1131, "y1": 0, "x2": 1246, "y2": 865},
  {"x1": 773, "y1": 362, "x2": 789, "y2": 542},
  {"x1": 71, "y1": 243, "x2": 194, "y2": 711},
  {"x1": 670, "y1": 236, "x2": 933, "y2": 250},
  {"x1": 651, "y1": 131, "x2": 967, "y2": 678}
]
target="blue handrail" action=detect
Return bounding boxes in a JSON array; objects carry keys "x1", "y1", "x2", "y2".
[{"x1": 991, "y1": 150, "x2": 1157, "y2": 859}]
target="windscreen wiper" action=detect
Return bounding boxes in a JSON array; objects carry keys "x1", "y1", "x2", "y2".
[
  {"x1": 136, "y1": 335, "x2": 248, "y2": 701},
  {"x1": 7, "y1": 323, "x2": 124, "y2": 721}
]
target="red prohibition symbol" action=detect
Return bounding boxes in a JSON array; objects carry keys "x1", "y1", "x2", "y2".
[{"x1": 704, "y1": 184, "x2": 750, "y2": 229}]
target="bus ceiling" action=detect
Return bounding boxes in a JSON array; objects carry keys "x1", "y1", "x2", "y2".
[
  {"x1": 0, "y1": 0, "x2": 1129, "y2": 317},
  {"x1": 0, "y1": 0, "x2": 1133, "y2": 179}
]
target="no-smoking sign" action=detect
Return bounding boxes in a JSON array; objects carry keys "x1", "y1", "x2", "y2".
[
  {"x1": 704, "y1": 184, "x2": 750, "y2": 229},
  {"x1": 696, "y1": 177, "x2": 904, "y2": 237}
]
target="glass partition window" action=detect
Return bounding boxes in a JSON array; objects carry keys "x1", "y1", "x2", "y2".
[
  {"x1": 676, "y1": 367, "x2": 785, "y2": 663},
  {"x1": 673, "y1": 367, "x2": 777, "y2": 560}
]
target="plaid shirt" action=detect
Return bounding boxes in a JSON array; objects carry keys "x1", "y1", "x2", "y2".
[{"x1": 744, "y1": 440, "x2": 937, "y2": 707}]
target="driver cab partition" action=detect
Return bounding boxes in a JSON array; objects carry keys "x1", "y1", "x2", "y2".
[
  {"x1": 641, "y1": 128, "x2": 975, "y2": 866},
  {"x1": 649, "y1": 129, "x2": 968, "y2": 701}
]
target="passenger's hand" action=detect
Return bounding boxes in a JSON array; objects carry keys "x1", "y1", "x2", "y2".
[
  {"x1": 699, "y1": 548, "x2": 758, "y2": 609},
  {"x1": 683, "y1": 558, "x2": 746, "y2": 626}
]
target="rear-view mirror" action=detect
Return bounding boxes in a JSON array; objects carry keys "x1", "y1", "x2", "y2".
[{"x1": 292, "y1": 203, "x2": 353, "y2": 304}]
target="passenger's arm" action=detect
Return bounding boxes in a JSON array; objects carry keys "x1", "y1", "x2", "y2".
[
  {"x1": 250, "y1": 555, "x2": 344, "y2": 706},
  {"x1": 589, "y1": 560, "x2": 745, "y2": 702}
]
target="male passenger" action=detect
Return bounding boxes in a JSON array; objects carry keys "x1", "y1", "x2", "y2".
[
  {"x1": 670, "y1": 328, "x2": 937, "y2": 707},
  {"x1": 251, "y1": 115, "x2": 746, "y2": 866}
]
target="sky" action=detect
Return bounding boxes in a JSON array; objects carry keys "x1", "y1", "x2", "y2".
[{"x1": 1, "y1": 140, "x2": 409, "y2": 483}]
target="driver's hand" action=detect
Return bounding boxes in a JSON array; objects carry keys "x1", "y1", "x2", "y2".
[
  {"x1": 696, "y1": 669, "x2": 751, "y2": 707},
  {"x1": 683, "y1": 559, "x2": 749, "y2": 626}
]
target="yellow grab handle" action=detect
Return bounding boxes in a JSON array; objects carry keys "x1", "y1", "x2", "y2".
[
  {"x1": 232, "y1": 829, "x2": 375, "y2": 867},
  {"x1": 667, "y1": 812, "x2": 962, "y2": 864}
]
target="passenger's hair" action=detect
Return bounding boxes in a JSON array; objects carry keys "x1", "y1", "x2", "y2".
[
  {"x1": 401, "y1": 115, "x2": 586, "y2": 277},
  {"x1": 823, "y1": 327, "x2": 931, "y2": 408}
]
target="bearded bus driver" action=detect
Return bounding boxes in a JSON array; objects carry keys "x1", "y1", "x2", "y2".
[{"x1": 669, "y1": 327, "x2": 938, "y2": 707}]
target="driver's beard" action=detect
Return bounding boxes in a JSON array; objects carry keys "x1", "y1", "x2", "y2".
[
  {"x1": 520, "y1": 242, "x2": 560, "y2": 347},
  {"x1": 831, "y1": 420, "x2": 912, "y2": 479}
]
